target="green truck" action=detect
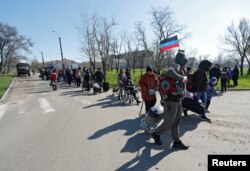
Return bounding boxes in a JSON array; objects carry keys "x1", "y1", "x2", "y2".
[{"x1": 16, "y1": 63, "x2": 31, "y2": 76}]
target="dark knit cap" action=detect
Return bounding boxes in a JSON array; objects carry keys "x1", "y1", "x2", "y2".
[
  {"x1": 175, "y1": 50, "x2": 188, "y2": 67},
  {"x1": 146, "y1": 66, "x2": 153, "y2": 72}
]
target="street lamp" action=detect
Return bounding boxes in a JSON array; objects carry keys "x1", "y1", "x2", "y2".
[{"x1": 52, "y1": 30, "x2": 64, "y2": 69}]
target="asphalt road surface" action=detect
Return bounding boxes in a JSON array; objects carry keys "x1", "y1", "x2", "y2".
[{"x1": 0, "y1": 74, "x2": 249, "y2": 171}]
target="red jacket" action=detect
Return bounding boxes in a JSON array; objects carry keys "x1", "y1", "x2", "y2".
[
  {"x1": 50, "y1": 73, "x2": 57, "y2": 81},
  {"x1": 139, "y1": 73, "x2": 159, "y2": 101}
]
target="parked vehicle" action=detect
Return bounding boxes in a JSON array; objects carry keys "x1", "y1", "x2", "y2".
[{"x1": 16, "y1": 63, "x2": 31, "y2": 76}]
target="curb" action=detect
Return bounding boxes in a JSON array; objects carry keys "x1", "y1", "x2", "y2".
[{"x1": 0, "y1": 77, "x2": 16, "y2": 104}]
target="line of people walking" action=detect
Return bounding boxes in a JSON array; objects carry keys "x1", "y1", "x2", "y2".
[{"x1": 137, "y1": 50, "x2": 235, "y2": 149}]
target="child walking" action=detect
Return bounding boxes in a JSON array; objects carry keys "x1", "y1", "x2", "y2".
[{"x1": 206, "y1": 77, "x2": 222, "y2": 112}]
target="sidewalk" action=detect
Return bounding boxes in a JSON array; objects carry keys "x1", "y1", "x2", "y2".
[{"x1": 0, "y1": 77, "x2": 16, "y2": 104}]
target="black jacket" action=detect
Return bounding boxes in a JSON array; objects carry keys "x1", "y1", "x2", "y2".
[
  {"x1": 94, "y1": 70, "x2": 104, "y2": 83},
  {"x1": 193, "y1": 60, "x2": 212, "y2": 92},
  {"x1": 232, "y1": 67, "x2": 239, "y2": 79},
  {"x1": 209, "y1": 67, "x2": 221, "y2": 79}
]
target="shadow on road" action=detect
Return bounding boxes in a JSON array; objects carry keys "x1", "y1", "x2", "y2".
[
  {"x1": 115, "y1": 114, "x2": 202, "y2": 170},
  {"x1": 88, "y1": 115, "x2": 143, "y2": 140},
  {"x1": 29, "y1": 90, "x2": 51, "y2": 94},
  {"x1": 83, "y1": 95, "x2": 139, "y2": 109}
]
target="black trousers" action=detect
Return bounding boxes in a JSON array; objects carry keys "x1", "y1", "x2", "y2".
[
  {"x1": 232, "y1": 78, "x2": 238, "y2": 87},
  {"x1": 76, "y1": 78, "x2": 81, "y2": 87},
  {"x1": 145, "y1": 98, "x2": 157, "y2": 113},
  {"x1": 206, "y1": 99, "x2": 211, "y2": 110},
  {"x1": 221, "y1": 80, "x2": 227, "y2": 92}
]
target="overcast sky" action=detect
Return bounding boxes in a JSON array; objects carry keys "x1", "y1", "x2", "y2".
[{"x1": 1, "y1": 0, "x2": 249, "y2": 63}]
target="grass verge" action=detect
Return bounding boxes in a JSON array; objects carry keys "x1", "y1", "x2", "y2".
[{"x1": 0, "y1": 75, "x2": 14, "y2": 98}]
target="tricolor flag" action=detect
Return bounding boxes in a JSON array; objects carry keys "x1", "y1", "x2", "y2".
[{"x1": 160, "y1": 35, "x2": 179, "y2": 52}]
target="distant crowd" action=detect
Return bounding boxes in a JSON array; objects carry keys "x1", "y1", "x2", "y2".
[{"x1": 39, "y1": 66, "x2": 105, "y2": 91}]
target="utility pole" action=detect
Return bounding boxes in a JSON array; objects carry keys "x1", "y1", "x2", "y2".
[
  {"x1": 59, "y1": 37, "x2": 64, "y2": 69},
  {"x1": 52, "y1": 31, "x2": 64, "y2": 69},
  {"x1": 41, "y1": 51, "x2": 45, "y2": 68}
]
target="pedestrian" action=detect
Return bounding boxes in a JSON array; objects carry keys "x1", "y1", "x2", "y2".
[
  {"x1": 32, "y1": 68, "x2": 35, "y2": 75},
  {"x1": 139, "y1": 66, "x2": 159, "y2": 113},
  {"x1": 151, "y1": 50, "x2": 189, "y2": 149},
  {"x1": 93, "y1": 68, "x2": 105, "y2": 87},
  {"x1": 125, "y1": 68, "x2": 131, "y2": 78},
  {"x1": 84, "y1": 69, "x2": 91, "y2": 91},
  {"x1": 75, "y1": 68, "x2": 81, "y2": 87},
  {"x1": 209, "y1": 64, "x2": 221, "y2": 85},
  {"x1": 206, "y1": 77, "x2": 222, "y2": 112},
  {"x1": 192, "y1": 60, "x2": 212, "y2": 122},
  {"x1": 227, "y1": 66, "x2": 232, "y2": 86},
  {"x1": 232, "y1": 65, "x2": 239, "y2": 87},
  {"x1": 220, "y1": 67, "x2": 228, "y2": 92},
  {"x1": 117, "y1": 68, "x2": 127, "y2": 100}
]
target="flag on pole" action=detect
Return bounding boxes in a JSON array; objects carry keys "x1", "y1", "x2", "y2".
[{"x1": 160, "y1": 35, "x2": 179, "y2": 52}]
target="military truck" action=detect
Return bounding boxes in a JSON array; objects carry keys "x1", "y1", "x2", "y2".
[{"x1": 16, "y1": 63, "x2": 31, "y2": 76}]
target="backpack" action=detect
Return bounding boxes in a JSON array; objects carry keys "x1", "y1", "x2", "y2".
[{"x1": 158, "y1": 72, "x2": 177, "y2": 98}]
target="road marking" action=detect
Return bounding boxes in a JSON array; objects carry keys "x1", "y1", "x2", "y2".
[
  {"x1": 82, "y1": 99, "x2": 92, "y2": 105},
  {"x1": 0, "y1": 103, "x2": 8, "y2": 120},
  {"x1": 38, "y1": 98, "x2": 55, "y2": 113}
]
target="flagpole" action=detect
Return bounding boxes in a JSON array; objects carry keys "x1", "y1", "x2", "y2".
[{"x1": 176, "y1": 36, "x2": 181, "y2": 51}]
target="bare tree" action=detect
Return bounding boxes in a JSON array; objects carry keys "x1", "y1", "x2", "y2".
[
  {"x1": 220, "y1": 18, "x2": 250, "y2": 75},
  {"x1": 77, "y1": 14, "x2": 117, "y2": 76},
  {"x1": 134, "y1": 22, "x2": 149, "y2": 75},
  {"x1": 0, "y1": 22, "x2": 33, "y2": 73},
  {"x1": 110, "y1": 35, "x2": 123, "y2": 72},
  {"x1": 120, "y1": 31, "x2": 140, "y2": 73},
  {"x1": 214, "y1": 53, "x2": 224, "y2": 66},
  {"x1": 93, "y1": 17, "x2": 117, "y2": 77},
  {"x1": 77, "y1": 13, "x2": 98, "y2": 72},
  {"x1": 30, "y1": 56, "x2": 42, "y2": 70},
  {"x1": 134, "y1": 7, "x2": 190, "y2": 73}
]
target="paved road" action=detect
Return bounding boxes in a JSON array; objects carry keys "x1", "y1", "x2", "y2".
[{"x1": 0, "y1": 75, "x2": 250, "y2": 171}]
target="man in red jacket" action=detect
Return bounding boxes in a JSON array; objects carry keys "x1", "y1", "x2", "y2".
[{"x1": 50, "y1": 70, "x2": 57, "y2": 88}]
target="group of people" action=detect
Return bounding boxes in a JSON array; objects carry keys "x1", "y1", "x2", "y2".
[
  {"x1": 137, "y1": 50, "x2": 236, "y2": 149},
  {"x1": 41, "y1": 66, "x2": 105, "y2": 92},
  {"x1": 209, "y1": 64, "x2": 240, "y2": 92},
  {"x1": 41, "y1": 53, "x2": 238, "y2": 150}
]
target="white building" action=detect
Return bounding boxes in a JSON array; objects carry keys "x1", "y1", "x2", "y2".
[{"x1": 46, "y1": 59, "x2": 79, "y2": 70}]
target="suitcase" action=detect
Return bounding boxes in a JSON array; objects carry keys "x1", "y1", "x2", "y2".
[
  {"x1": 182, "y1": 98, "x2": 205, "y2": 115},
  {"x1": 103, "y1": 82, "x2": 109, "y2": 92}
]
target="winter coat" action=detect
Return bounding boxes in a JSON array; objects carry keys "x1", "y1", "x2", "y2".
[
  {"x1": 232, "y1": 67, "x2": 239, "y2": 79},
  {"x1": 139, "y1": 73, "x2": 159, "y2": 101},
  {"x1": 94, "y1": 70, "x2": 104, "y2": 83},
  {"x1": 209, "y1": 67, "x2": 221, "y2": 80},
  {"x1": 162, "y1": 64, "x2": 186, "y2": 101},
  {"x1": 117, "y1": 73, "x2": 127, "y2": 88},
  {"x1": 192, "y1": 60, "x2": 212, "y2": 92}
]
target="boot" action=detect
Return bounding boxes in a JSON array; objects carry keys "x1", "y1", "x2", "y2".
[
  {"x1": 172, "y1": 140, "x2": 189, "y2": 150},
  {"x1": 151, "y1": 132, "x2": 162, "y2": 145}
]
